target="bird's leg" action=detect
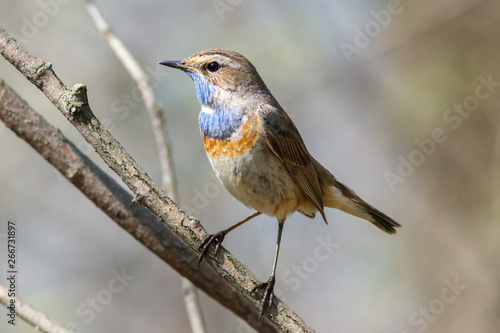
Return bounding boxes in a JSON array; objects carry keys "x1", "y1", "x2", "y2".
[
  {"x1": 198, "y1": 211, "x2": 262, "y2": 266},
  {"x1": 252, "y1": 219, "x2": 285, "y2": 318}
]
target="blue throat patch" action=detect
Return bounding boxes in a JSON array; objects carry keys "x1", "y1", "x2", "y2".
[
  {"x1": 186, "y1": 71, "x2": 243, "y2": 140},
  {"x1": 187, "y1": 71, "x2": 215, "y2": 105},
  {"x1": 198, "y1": 106, "x2": 243, "y2": 140}
]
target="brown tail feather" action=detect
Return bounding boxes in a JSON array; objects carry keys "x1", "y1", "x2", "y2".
[
  {"x1": 311, "y1": 158, "x2": 401, "y2": 234},
  {"x1": 358, "y1": 200, "x2": 400, "y2": 234},
  {"x1": 334, "y1": 181, "x2": 401, "y2": 234}
]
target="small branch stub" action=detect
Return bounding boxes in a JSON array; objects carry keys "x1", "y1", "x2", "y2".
[{"x1": 64, "y1": 83, "x2": 88, "y2": 115}]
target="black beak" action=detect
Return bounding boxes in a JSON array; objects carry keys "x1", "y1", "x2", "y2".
[{"x1": 159, "y1": 60, "x2": 190, "y2": 71}]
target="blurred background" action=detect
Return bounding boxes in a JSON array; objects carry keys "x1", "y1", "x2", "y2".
[{"x1": 1, "y1": 0, "x2": 499, "y2": 332}]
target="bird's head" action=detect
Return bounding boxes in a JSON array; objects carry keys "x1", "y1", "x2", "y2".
[{"x1": 160, "y1": 49, "x2": 270, "y2": 107}]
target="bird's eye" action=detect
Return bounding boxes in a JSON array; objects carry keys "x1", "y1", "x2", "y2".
[{"x1": 206, "y1": 62, "x2": 220, "y2": 72}]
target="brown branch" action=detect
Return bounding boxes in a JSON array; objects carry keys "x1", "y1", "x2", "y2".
[
  {"x1": 0, "y1": 282, "x2": 72, "y2": 333},
  {"x1": 81, "y1": 1, "x2": 206, "y2": 331},
  {"x1": 0, "y1": 27, "x2": 313, "y2": 332}
]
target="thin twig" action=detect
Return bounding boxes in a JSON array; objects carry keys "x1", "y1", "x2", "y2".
[
  {"x1": 181, "y1": 279, "x2": 208, "y2": 333},
  {"x1": 0, "y1": 27, "x2": 313, "y2": 332},
  {"x1": 0, "y1": 282, "x2": 73, "y2": 333},
  {"x1": 82, "y1": 2, "x2": 206, "y2": 332},
  {"x1": 83, "y1": 0, "x2": 176, "y2": 194}
]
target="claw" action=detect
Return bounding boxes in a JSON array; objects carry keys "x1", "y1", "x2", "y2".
[
  {"x1": 197, "y1": 230, "x2": 227, "y2": 267},
  {"x1": 251, "y1": 276, "x2": 276, "y2": 318}
]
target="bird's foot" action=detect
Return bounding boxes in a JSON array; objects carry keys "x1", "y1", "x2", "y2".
[
  {"x1": 197, "y1": 230, "x2": 227, "y2": 267},
  {"x1": 251, "y1": 276, "x2": 276, "y2": 318}
]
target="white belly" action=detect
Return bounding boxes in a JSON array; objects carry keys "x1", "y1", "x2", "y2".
[{"x1": 207, "y1": 143, "x2": 304, "y2": 220}]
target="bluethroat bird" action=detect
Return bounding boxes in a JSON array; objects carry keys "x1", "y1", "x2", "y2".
[{"x1": 160, "y1": 49, "x2": 400, "y2": 316}]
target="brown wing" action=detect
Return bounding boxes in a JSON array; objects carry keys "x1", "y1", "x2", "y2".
[{"x1": 262, "y1": 106, "x2": 327, "y2": 223}]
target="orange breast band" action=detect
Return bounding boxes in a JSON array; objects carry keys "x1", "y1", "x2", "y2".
[{"x1": 203, "y1": 113, "x2": 259, "y2": 158}]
